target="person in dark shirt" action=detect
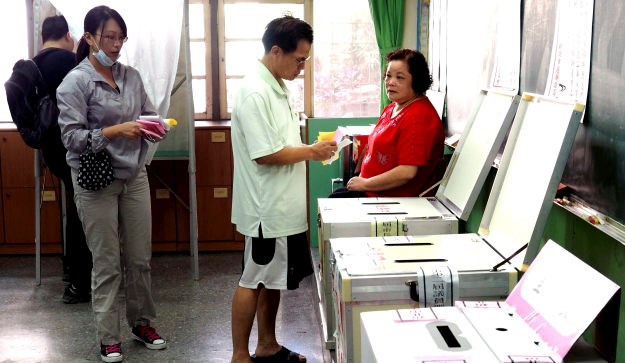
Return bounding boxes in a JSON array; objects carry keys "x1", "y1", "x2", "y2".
[{"x1": 33, "y1": 15, "x2": 92, "y2": 304}]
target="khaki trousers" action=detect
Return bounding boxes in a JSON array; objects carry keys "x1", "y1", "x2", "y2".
[{"x1": 72, "y1": 167, "x2": 156, "y2": 345}]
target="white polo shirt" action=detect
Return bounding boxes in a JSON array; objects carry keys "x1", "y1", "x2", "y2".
[{"x1": 230, "y1": 61, "x2": 307, "y2": 238}]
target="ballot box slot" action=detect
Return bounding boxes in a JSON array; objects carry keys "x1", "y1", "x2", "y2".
[
  {"x1": 436, "y1": 325, "x2": 462, "y2": 348},
  {"x1": 367, "y1": 212, "x2": 408, "y2": 215},
  {"x1": 384, "y1": 242, "x2": 433, "y2": 246},
  {"x1": 361, "y1": 202, "x2": 400, "y2": 205},
  {"x1": 395, "y1": 258, "x2": 447, "y2": 263},
  {"x1": 404, "y1": 215, "x2": 444, "y2": 220}
]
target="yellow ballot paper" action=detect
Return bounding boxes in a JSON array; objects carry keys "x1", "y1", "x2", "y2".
[
  {"x1": 319, "y1": 130, "x2": 348, "y2": 166},
  {"x1": 318, "y1": 131, "x2": 336, "y2": 141}
]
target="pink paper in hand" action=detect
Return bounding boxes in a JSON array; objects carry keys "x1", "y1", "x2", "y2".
[
  {"x1": 137, "y1": 119, "x2": 166, "y2": 137},
  {"x1": 139, "y1": 128, "x2": 163, "y2": 142}
]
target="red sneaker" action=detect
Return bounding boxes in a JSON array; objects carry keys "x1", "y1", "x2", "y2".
[
  {"x1": 131, "y1": 325, "x2": 167, "y2": 350},
  {"x1": 100, "y1": 342, "x2": 122, "y2": 362}
]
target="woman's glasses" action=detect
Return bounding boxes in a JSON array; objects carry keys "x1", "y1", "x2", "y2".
[{"x1": 97, "y1": 33, "x2": 128, "y2": 44}]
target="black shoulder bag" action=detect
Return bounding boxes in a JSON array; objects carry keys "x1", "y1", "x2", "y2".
[{"x1": 77, "y1": 132, "x2": 114, "y2": 191}]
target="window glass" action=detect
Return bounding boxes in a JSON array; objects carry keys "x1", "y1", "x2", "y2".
[
  {"x1": 284, "y1": 78, "x2": 304, "y2": 113},
  {"x1": 223, "y1": 2, "x2": 305, "y2": 116},
  {"x1": 188, "y1": 2, "x2": 210, "y2": 118},
  {"x1": 224, "y1": 3, "x2": 303, "y2": 39},
  {"x1": 192, "y1": 78, "x2": 207, "y2": 115},
  {"x1": 225, "y1": 41, "x2": 264, "y2": 76},
  {"x1": 188, "y1": 4, "x2": 205, "y2": 39},
  {"x1": 190, "y1": 41, "x2": 206, "y2": 76},
  {"x1": 313, "y1": 0, "x2": 380, "y2": 117},
  {"x1": 226, "y1": 78, "x2": 242, "y2": 114},
  {"x1": 188, "y1": 0, "x2": 378, "y2": 120}
]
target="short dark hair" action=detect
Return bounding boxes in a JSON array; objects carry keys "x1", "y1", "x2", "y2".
[
  {"x1": 41, "y1": 15, "x2": 69, "y2": 43},
  {"x1": 76, "y1": 6, "x2": 127, "y2": 62},
  {"x1": 386, "y1": 49, "x2": 433, "y2": 94},
  {"x1": 261, "y1": 15, "x2": 313, "y2": 54}
]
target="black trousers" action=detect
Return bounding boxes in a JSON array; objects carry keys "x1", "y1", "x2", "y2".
[
  {"x1": 328, "y1": 187, "x2": 367, "y2": 198},
  {"x1": 41, "y1": 130, "x2": 92, "y2": 292}
]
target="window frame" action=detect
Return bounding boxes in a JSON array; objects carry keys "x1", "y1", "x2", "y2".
[
  {"x1": 191, "y1": 0, "x2": 379, "y2": 121},
  {"x1": 189, "y1": 0, "x2": 213, "y2": 120},
  {"x1": 217, "y1": 0, "x2": 311, "y2": 120}
]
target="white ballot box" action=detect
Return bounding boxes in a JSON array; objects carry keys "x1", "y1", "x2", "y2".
[
  {"x1": 362, "y1": 306, "x2": 502, "y2": 363},
  {"x1": 316, "y1": 89, "x2": 521, "y2": 347},
  {"x1": 331, "y1": 235, "x2": 514, "y2": 363},
  {"x1": 330, "y1": 93, "x2": 585, "y2": 362},
  {"x1": 360, "y1": 241, "x2": 620, "y2": 363}
]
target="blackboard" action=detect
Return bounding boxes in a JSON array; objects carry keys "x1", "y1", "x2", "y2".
[{"x1": 521, "y1": 0, "x2": 625, "y2": 225}]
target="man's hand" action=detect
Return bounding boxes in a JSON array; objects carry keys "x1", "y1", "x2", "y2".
[
  {"x1": 310, "y1": 140, "x2": 338, "y2": 161},
  {"x1": 255, "y1": 140, "x2": 338, "y2": 165}
]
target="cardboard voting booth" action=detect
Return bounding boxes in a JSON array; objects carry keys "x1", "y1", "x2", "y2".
[
  {"x1": 316, "y1": 90, "x2": 521, "y2": 347},
  {"x1": 360, "y1": 241, "x2": 620, "y2": 363},
  {"x1": 329, "y1": 93, "x2": 585, "y2": 362}
]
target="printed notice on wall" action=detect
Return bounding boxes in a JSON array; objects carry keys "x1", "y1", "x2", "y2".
[
  {"x1": 490, "y1": 0, "x2": 521, "y2": 91},
  {"x1": 545, "y1": 0, "x2": 594, "y2": 106}
]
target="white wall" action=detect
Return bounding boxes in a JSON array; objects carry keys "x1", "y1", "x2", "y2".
[{"x1": 402, "y1": 0, "x2": 417, "y2": 49}]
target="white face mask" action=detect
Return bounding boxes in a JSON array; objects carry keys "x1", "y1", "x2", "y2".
[{"x1": 92, "y1": 42, "x2": 115, "y2": 67}]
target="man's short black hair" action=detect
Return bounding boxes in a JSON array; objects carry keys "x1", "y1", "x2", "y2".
[
  {"x1": 261, "y1": 15, "x2": 313, "y2": 54},
  {"x1": 41, "y1": 15, "x2": 70, "y2": 43}
]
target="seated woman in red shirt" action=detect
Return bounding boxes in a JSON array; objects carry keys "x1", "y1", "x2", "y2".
[{"x1": 332, "y1": 49, "x2": 444, "y2": 198}]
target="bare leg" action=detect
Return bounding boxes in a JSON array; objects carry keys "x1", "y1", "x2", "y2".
[
  {"x1": 254, "y1": 288, "x2": 280, "y2": 356},
  {"x1": 255, "y1": 289, "x2": 305, "y2": 362},
  {"x1": 230, "y1": 285, "x2": 259, "y2": 363}
]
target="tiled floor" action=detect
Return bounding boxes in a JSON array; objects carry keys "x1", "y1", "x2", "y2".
[{"x1": 0, "y1": 252, "x2": 332, "y2": 362}]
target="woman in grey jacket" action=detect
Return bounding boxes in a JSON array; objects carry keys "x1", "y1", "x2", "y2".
[{"x1": 57, "y1": 6, "x2": 166, "y2": 362}]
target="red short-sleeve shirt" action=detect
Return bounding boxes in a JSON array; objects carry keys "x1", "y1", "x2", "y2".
[{"x1": 360, "y1": 97, "x2": 444, "y2": 197}]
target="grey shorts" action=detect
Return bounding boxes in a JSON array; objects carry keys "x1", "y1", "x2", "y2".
[{"x1": 239, "y1": 230, "x2": 313, "y2": 290}]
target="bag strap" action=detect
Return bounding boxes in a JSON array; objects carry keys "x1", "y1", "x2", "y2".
[
  {"x1": 26, "y1": 58, "x2": 50, "y2": 97},
  {"x1": 85, "y1": 131, "x2": 92, "y2": 152}
]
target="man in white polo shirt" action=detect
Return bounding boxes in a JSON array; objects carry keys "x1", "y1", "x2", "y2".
[{"x1": 229, "y1": 15, "x2": 337, "y2": 363}]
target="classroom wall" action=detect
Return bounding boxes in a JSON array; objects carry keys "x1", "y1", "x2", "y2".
[{"x1": 402, "y1": 0, "x2": 417, "y2": 49}]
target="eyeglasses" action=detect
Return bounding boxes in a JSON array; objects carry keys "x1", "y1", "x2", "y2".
[
  {"x1": 278, "y1": 47, "x2": 310, "y2": 66},
  {"x1": 293, "y1": 55, "x2": 310, "y2": 66},
  {"x1": 96, "y1": 33, "x2": 128, "y2": 44}
]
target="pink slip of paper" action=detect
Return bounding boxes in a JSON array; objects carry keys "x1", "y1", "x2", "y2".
[{"x1": 136, "y1": 119, "x2": 166, "y2": 137}]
